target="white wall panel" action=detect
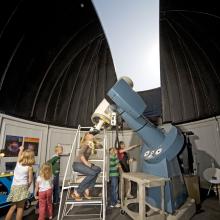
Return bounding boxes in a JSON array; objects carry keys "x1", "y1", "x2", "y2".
[
  {"x1": 178, "y1": 116, "x2": 220, "y2": 188},
  {"x1": 1, "y1": 113, "x2": 219, "y2": 189},
  {"x1": 47, "y1": 126, "x2": 77, "y2": 182},
  {"x1": 0, "y1": 114, "x2": 48, "y2": 174}
]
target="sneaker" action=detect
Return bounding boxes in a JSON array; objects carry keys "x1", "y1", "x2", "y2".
[
  {"x1": 114, "y1": 203, "x2": 121, "y2": 208},
  {"x1": 110, "y1": 205, "x2": 114, "y2": 208}
]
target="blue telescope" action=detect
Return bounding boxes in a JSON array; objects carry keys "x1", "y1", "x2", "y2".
[{"x1": 107, "y1": 78, "x2": 187, "y2": 213}]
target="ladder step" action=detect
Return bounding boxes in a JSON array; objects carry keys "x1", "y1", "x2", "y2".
[
  {"x1": 63, "y1": 183, "x2": 103, "y2": 189},
  {"x1": 89, "y1": 159, "x2": 104, "y2": 162},
  {"x1": 63, "y1": 216, "x2": 101, "y2": 220},
  {"x1": 76, "y1": 148, "x2": 104, "y2": 151},
  {"x1": 67, "y1": 176, "x2": 104, "y2": 185},
  {"x1": 65, "y1": 198, "x2": 102, "y2": 205},
  {"x1": 73, "y1": 171, "x2": 103, "y2": 174}
]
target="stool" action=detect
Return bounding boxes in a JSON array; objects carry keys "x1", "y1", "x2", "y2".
[{"x1": 203, "y1": 167, "x2": 220, "y2": 201}]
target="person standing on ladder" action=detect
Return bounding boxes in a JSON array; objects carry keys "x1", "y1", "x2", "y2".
[{"x1": 71, "y1": 133, "x2": 101, "y2": 201}]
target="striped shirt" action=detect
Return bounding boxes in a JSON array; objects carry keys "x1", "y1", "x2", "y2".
[{"x1": 109, "y1": 154, "x2": 119, "y2": 177}]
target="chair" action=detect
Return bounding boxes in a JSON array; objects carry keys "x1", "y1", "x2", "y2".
[{"x1": 203, "y1": 167, "x2": 220, "y2": 200}]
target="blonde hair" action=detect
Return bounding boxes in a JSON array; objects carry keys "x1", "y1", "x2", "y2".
[
  {"x1": 80, "y1": 132, "x2": 99, "y2": 144},
  {"x1": 80, "y1": 133, "x2": 97, "y2": 154},
  {"x1": 40, "y1": 163, "x2": 52, "y2": 180},
  {"x1": 55, "y1": 144, "x2": 63, "y2": 153},
  {"x1": 80, "y1": 133, "x2": 91, "y2": 144},
  {"x1": 109, "y1": 147, "x2": 117, "y2": 155},
  {"x1": 19, "y1": 149, "x2": 35, "y2": 166}
]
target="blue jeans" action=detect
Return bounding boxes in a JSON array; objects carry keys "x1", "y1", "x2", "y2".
[
  {"x1": 110, "y1": 176, "x2": 119, "y2": 206},
  {"x1": 72, "y1": 162, "x2": 101, "y2": 194},
  {"x1": 53, "y1": 173, "x2": 60, "y2": 203}
]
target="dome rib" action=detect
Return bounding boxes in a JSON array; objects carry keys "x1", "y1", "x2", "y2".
[
  {"x1": 0, "y1": 35, "x2": 24, "y2": 91},
  {"x1": 64, "y1": 47, "x2": 90, "y2": 125},
  {"x1": 161, "y1": 4, "x2": 220, "y2": 123},
  {"x1": 71, "y1": 38, "x2": 102, "y2": 125},
  {"x1": 30, "y1": 20, "x2": 98, "y2": 118},
  {"x1": 168, "y1": 12, "x2": 217, "y2": 115},
  {"x1": 53, "y1": 64, "x2": 71, "y2": 123}
]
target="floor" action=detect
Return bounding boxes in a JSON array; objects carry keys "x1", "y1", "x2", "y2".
[
  {"x1": 191, "y1": 197, "x2": 220, "y2": 220},
  {"x1": 1, "y1": 195, "x2": 220, "y2": 220},
  {"x1": 0, "y1": 188, "x2": 220, "y2": 220}
]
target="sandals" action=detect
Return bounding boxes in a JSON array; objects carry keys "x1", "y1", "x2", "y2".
[
  {"x1": 83, "y1": 193, "x2": 92, "y2": 200},
  {"x1": 70, "y1": 191, "x2": 82, "y2": 201},
  {"x1": 84, "y1": 189, "x2": 92, "y2": 200},
  {"x1": 70, "y1": 190, "x2": 91, "y2": 200}
]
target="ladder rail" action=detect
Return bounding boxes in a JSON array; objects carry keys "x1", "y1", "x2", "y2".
[
  {"x1": 57, "y1": 125, "x2": 81, "y2": 220},
  {"x1": 61, "y1": 188, "x2": 71, "y2": 219},
  {"x1": 102, "y1": 129, "x2": 107, "y2": 220}
]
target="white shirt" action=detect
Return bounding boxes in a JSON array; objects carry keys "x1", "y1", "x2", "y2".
[
  {"x1": 37, "y1": 176, "x2": 52, "y2": 192},
  {"x1": 12, "y1": 162, "x2": 29, "y2": 186}
]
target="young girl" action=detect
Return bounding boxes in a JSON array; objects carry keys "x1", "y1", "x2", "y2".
[
  {"x1": 5, "y1": 146, "x2": 35, "y2": 220},
  {"x1": 71, "y1": 132, "x2": 101, "y2": 201},
  {"x1": 35, "y1": 163, "x2": 53, "y2": 220}
]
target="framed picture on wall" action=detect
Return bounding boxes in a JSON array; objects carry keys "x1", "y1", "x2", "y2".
[
  {"x1": 4, "y1": 135, "x2": 23, "y2": 157},
  {"x1": 24, "y1": 137, "x2": 39, "y2": 156}
]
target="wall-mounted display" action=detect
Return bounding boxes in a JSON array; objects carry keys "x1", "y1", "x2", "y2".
[
  {"x1": 4, "y1": 135, "x2": 23, "y2": 157},
  {"x1": 4, "y1": 135, "x2": 40, "y2": 157},
  {"x1": 24, "y1": 137, "x2": 39, "y2": 156}
]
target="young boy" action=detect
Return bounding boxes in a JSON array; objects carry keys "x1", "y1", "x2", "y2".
[
  {"x1": 109, "y1": 147, "x2": 121, "y2": 208},
  {"x1": 47, "y1": 144, "x2": 63, "y2": 204}
]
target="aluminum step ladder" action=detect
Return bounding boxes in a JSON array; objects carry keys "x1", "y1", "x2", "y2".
[{"x1": 57, "y1": 125, "x2": 108, "y2": 220}]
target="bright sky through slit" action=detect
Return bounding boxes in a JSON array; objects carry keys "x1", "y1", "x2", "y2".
[{"x1": 92, "y1": 0, "x2": 160, "y2": 91}]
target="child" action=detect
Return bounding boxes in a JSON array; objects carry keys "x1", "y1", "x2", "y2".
[
  {"x1": 5, "y1": 146, "x2": 35, "y2": 220},
  {"x1": 117, "y1": 141, "x2": 139, "y2": 198},
  {"x1": 109, "y1": 147, "x2": 121, "y2": 208},
  {"x1": 35, "y1": 163, "x2": 53, "y2": 220},
  {"x1": 47, "y1": 144, "x2": 63, "y2": 204},
  {"x1": 117, "y1": 141, "x2": 135, "y2": 172}
]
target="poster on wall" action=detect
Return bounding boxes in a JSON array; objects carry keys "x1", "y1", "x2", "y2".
[
  {"x1": 4, "y1": 135, "x2": 39, "y2": 157},
  {"x1": 4, "y1": 135, "x2": 23, "y2": 157},
  {"x1": 23, "y1": 137, "x2": 39, "y2": 156}
]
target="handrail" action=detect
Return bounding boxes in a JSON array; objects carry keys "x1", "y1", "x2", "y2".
[
  {"x1": 102, "y1": 129, "x2": 106, "y2": 220},
  {"x1": 57, "y1": 124, "x2": 81, "y2": 220}
]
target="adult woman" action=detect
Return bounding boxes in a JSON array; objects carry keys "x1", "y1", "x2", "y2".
[{"x1": 71, "y1": 133, "x2": 101, "y2": 200}]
